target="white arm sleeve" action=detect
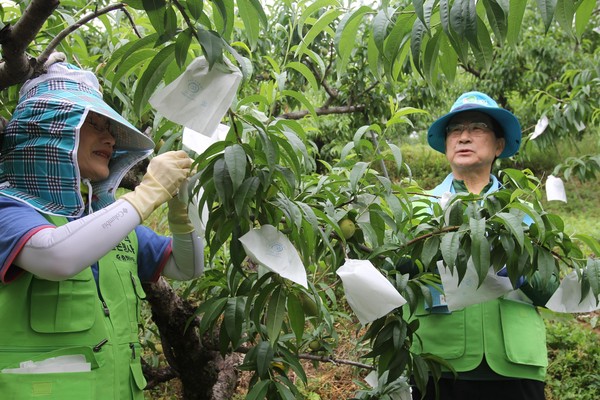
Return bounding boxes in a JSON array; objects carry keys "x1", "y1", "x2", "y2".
[
  {"x1": 161, "y1": 232, "x2": 204, "y2": 280},
  {"x1": 14, "y1": 200, "x2": 141, "y2": 281}
]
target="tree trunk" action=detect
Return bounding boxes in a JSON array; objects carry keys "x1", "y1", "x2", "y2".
[{"x1": 142, "y1": 278, "x2": 241, "y2": 400}]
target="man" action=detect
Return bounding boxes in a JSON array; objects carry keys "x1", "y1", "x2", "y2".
[{"x1": 410, "y1": 91, "x2": 556, "y2": 400}]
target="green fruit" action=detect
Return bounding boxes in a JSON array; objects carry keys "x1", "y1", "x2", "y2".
[
  {"x1": 298, "y1": 292, "x2": 319, "y2": 317},
  {"x1": 308, "y1": 339, "x2": 321, "y2": 351},
  {"x1": 339, "y1": 218, "x2": 356, "y2": 239}
]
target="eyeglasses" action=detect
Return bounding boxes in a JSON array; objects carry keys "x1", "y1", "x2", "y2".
[
  {"x1": 85, "y1": 114, "x2": 112, "y2": 133},
  {"x1": 446, "y1": 122, "x2": 492, "y2": 138}
]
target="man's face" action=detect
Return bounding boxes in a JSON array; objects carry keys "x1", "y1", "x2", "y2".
[
  {"x1": 444, "y1": 111, "x2": 505, "y2": 175},
  {"x1": 77, "y1": 113, "x2": 115, "y2": 182}
]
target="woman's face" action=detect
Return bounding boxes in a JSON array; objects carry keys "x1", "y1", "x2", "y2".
[{"x1": 77, "y1": 113, "x2": 115, "y2": 181}]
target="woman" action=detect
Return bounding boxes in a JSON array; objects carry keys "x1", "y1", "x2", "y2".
[{"x1": 0, "y1": 63, "x2": 203, "y2": 399}]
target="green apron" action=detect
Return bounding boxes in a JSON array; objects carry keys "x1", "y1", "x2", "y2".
[{"x1": 0, "y1": 215, "x2": 147, "y2": 399}]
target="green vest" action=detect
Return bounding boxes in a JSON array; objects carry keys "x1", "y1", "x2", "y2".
[
  {"x1": 409, "y1": 174, "x2": 548, "y2": 381},
  {"x1": 0, "y1": 215, "x2": 147, "y2": 399},
  {"x1": 410, "y1": 298, "x2": 548, "y2": 381}
]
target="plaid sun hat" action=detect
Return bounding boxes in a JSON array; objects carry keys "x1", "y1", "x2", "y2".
[
  {"x1": 0, "y1": 63, "x2": 154, "y2": 216},
  {"x1": 427, "y1": 91, "x2": 522, "y2": 158}
]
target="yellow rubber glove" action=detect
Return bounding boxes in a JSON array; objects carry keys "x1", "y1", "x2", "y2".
[
  {"x1": 121, "y1": 150, "x2": 192, "y2": 221},
  {"x1": 168, "y1": 197, "x2": 194, "y2": 234}
]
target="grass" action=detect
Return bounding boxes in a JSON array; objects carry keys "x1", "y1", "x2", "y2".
[{"x1": 544, "y1": 310, "x2": 600, "y2": 400}]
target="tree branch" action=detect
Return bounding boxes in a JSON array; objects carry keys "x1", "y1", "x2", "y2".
[
  {"x1": 297, "y1": 353, "x2": 375, "y2": 370},
  {"x1": 233, "y1": 345, "x2": 375, "y2": 370},
  {"x1": 37, "y1": 3, "x2": 129, "y2": 72},
  {"x1": 281, "y1": 104, "x2": 366, "y2": 120},
  {"x1": 0, "y1": 0, "x2": 59, "y2": 89}
]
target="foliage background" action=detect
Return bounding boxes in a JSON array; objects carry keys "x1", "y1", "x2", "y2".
[{"x1": 1, "y1": 0, "x2": 599, "y2": 399}]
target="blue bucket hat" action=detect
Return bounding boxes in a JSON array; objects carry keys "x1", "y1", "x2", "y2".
[{"x1": 427, "y1": 91, "x2": 521, "y2": 158}]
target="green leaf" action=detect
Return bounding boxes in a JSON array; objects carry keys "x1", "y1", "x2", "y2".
[
  {"x1": 440, "y1": 0, "x2": 468, "y2": 61},
  {"x1": 142, "y1": 0, "x2": 166, "y2": 35},
  {"x1": 196, "y1": 27, "x2": 225, "y2": 68},
  {"x1": 413, "y1": 0, "x2": 427, "y2": 26},
  {"x1": 349, "y1": 162, "x2": 369, "y2": 192},
  {"x1": 387, "y1": 107, "x2": 427, "y2": 127},
  {"x1": 273, "y1": 197, "x2": 303, "y2": 231},
  {"x1": 237, "y1": 0, "x2": 261, "y2": 50},
  {"x1": 224, "y1": 43, "x2": 253, "y2": 80},
  {"x1": 450, "y1": 0, "x2": 477, "y2": 44},
  {"x1": 224, "y1": 144, "x2": 247, "y2": 193},
  {"x1": 469, "y1": 15, "x2": 494, "y2": 70},
  {"x1": 444, "y1": 199, "x2": 464, "y2": 226},
  {"x1": 387, "y1": 142, "x2": 403, "y2": 173},
  {"x1": 586, "y1": 258, "x2": 600, "y2": 298},
  {"x1": 185, "y1": 0, "x2": 203, "y2": 21},
  {"x1": 213, "y1": 158, "x2": 233, "y2": 205},
  {"x1": 298, "y1": 0, "x2": 340, "y2": 33},
  {"x1": 296, "y1": 9, "x2": 343, "y2": 57},
  {"x1": 575, "y1": 0, "x2": 595, "y2": 39},
  {"x1": 278, "y1": 346, "x2": 308, "y2": 383},
  {"x1": 508, "y1": 202, "x2": 545, "y2": 242},
  {"x1": 133, "y1": 44, "x2": 175, "y2": 117},
  {"x1": 372, "y1": 8, "x2": 394, "y2": 56},
  {"x1": 234, "y1": 177, "x2": 259, "y2": 216},
  {"x1": 412, "y1": 355, "x2": 430, "y2": 394},
  {"x1": 163, "y1": 5, "x2": 178, "y2": 39},
  {"x1": 410, "y1": 17, "x2": 427, "y2": 75},
  {"x1": 536, "y1": 0, "x2": 558, "y2": 33},
  {"x1": 573, "y1": 234, "x2": 600, "y2": 256},
  {"x1": 125, "y1": 0, "x2": 144, "y2": 10},
  {"x1": 335, "y1": 6, "x2": 371, "y2": 77},
  {"x1": 385, "y1": 12, "x2": 415, "y2": 73},
  {"x1": 507, "y1": 0, "x2": 527, "y2": 46},
  {"x1": 111, "y1": 48, "x2": 157, "y2": 90},
  {"x1": 483, "y1": 0, "x2": 508, "y2": 43},
  {"x1": 274, "y1": 381, "x2": 296, "y2": 400},
  {"x1": 423, "y1": 29, "x2": 442, "y2": 83},
  {"x1": 195, "y1": 297, "x2": 228, "y2": 334},
  {"x1": 422, "y1": 236, "x2": 441, "y2": 269},
  {"x1": 285, "y1": 62, "x2": 319, "y2": 92},
  {"x1": 211, "y1": 0, "x2": 230, "y2": 36},
  {"x1": 175, "y1": 28, "x2": 193, "y2": 69},
  {"x1": 248, "y1": 0, "x2": 268, "y2": 29},
  {"x1": 554, "y1": 0, "x2": 574, "y2": 35},
  {"x1": 224, "y1": 296, "x2": 245, "y2": 348},
  {"x1": 536, "y1": 247, "x2": 556, "y2": 287},
  {"x1": 266, "y1": 287, "x2": 287, "y2": 344},
  {"x1": 281, "y1": 90, "x2": 317, "y2": 119},
  {"x1": 246, "y1": 380, "x2": 270, "y2": 400},
  {"x1": 249, "y1": 280, "x2": 278, "y2": 333},
  {"x1": 255, "y1": 340, "x2": 274, "y2": 378},
  {"x1": 438, "y1": 34, "x2": 457, "y2": 81},
  {"x1": 493, "y1": 212, "x2": 524, "y2": 249},
  {"x1": 287, "y1": 293, "x2": 305, "y2": 344},
  {"x1": 469, "y1": 217, "x2": 489, "y2": 286},
  {"x1": 104, "y1": 33, "x2": 158, "y2": 77},
  {"x1": 441, "y1": 231, "x2": 460, "y2": 269}
]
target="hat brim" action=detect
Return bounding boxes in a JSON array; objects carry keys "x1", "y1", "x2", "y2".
[
  {"x1": 60, "y1": 91, "x2": 155, "y2": 152},
  {"x1": 427, "y1": 105, "x2": 521, "y2": 158}
]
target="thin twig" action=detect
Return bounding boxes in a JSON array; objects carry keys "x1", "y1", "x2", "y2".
[{"x1": 37, "y1": 3, "x2": 128, "y2": 68}]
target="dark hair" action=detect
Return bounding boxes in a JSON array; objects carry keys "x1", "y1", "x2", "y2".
[{"x1": 489, "y1": 117, "x2": 503, "y2": 139}]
